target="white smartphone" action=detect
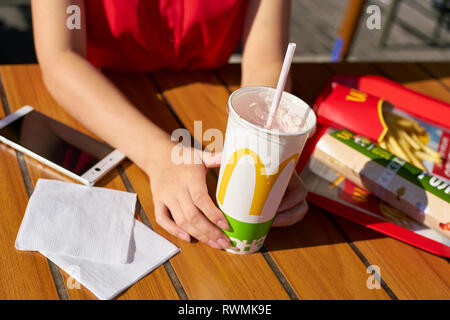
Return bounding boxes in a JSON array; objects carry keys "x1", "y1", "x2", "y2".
[{"x1": 0, "y1": 106, "x2": 126, "y2": 186}]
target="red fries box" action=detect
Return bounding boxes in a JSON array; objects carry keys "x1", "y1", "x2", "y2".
[{"x1": 296, "y1": 75, "x2": 450, "y2": 258}]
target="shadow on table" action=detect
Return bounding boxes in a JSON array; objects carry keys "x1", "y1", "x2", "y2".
[
  {"x1": 265, "y1": 153, "x2": 435, "y2": 252},
  {"x1": 264, "y1": 204, "x2": 387, "y2": 252}
]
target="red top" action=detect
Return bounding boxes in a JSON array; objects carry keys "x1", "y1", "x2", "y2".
[{"x1": 85, "y1": 0, "x2": 247, "y2": 73}]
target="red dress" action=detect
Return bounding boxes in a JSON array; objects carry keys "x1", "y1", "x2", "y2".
[{"x1": 85, "y1": 0, "x2": 247, "y2": 73}]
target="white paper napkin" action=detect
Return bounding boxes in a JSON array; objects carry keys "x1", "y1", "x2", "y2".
[
  {"x1": 15, "y1": 178, "x2": 180, "y2": 300},
  {"x1": 15, "y1": 179, "x2": 137, "y2": 264},
  {"x1": 43, "y1": 219, "x2": 180, "y2": 300}
]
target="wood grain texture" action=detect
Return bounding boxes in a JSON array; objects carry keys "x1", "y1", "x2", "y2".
[
  {"x1": 0, "y1": 72, "x2": 60, "y2": 300},
  {"x1": 0, "y1": 84, "x2": 4, "y2": 115},
  {"x1": 418, "y1": 63, "x2": 450, "y2": 90},
  {"x1": 2, "y1": 63, "x2": 448, "y2": 300},
  {"x1": 374, "y1": 63, "x2": 450, "y2": 104},
  {"x1": 334, "y1": 216, "x2": 450, "y2": 300},
  {"x1": 116, "y1": 71, "x2": 289, "y2": 299},
  {"x1": 152, "y1": 69, "x2": 389, "y2": 299},
  {"x1": 0, "y1": 65, "x2": 179, "y2": 300},
  {"x1": 0, "y1": 99, "x2": 59, "y2": 299},
  {"x1": 152, "y1": 71, "x2": 229, "y2": 135},
  {"x1": 215, "y1": 65, "x2": 241, "y2": 93},
  {"x1": 0, "y1": 146, "x2": 60, "y2": 300},
  {"x1": 0, "y1": 65, "x2": 97, "y2": 138},
  {"x1": 325, "y1": 62, "x2": 450, "y2": 299}
]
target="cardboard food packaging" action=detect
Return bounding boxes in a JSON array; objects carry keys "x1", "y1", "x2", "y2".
[
  {"x1": 296, "y1": 75, "x2": 450, "y2": 256},
  {"x1": 308, "y1": 81, "x2": 450, "y2": 182},
  {"x1": 313, "y1": 129, "x2": 450, "y2": 239}
]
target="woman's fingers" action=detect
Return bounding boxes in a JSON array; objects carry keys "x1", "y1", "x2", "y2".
[
  {"x1": 189, "y1": 180, "x2": 230, "y2": 230},
  {"x1": 166, "y1": 197, "x2": 209, "y2": 246},
  {"x1": 202, "y1": 151, "x2": 222, "y2": 168},
  {"x1": 154, "y1": 200, "x2": 191, "y2": 242},
  {"x1": 278, "y1": 174, "x2": 307, "y2": 212},
  {"x1": 272, "y1": 200, "x2": 309, "y2": 227},
  {"x1": 176, "y1": 192, "x2": 231, "y2": 249}
]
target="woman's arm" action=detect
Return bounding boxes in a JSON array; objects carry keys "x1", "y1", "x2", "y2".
[
  {"x1": 32, "y1": 0, "x2": 169, "y2": 174},
  {"x1": 241, "y1": 0, "x2": 309, "y2": 227},
  {"x1": 32, "y1": 0, "x2": 231, "y2": 249},
  {"x1": 241, "y1": 0, "x2": 291, "y2": 90}
]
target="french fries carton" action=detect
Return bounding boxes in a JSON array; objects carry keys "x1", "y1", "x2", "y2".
[
  {"x1": 296, "y1": 75, "x2": 450, "y2": 257},
  {"x1": 313, "y1": 81, "x2": 450, "y2": 179},
  {"x1": 313, "y1": 129, "x2": 450, "y2": 239}
]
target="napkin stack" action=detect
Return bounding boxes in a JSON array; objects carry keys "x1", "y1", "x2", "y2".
[{"x1": 15, "y1": 179, "x2": 179, "y2": 300}]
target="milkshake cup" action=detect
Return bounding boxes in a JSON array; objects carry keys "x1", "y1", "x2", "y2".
[{"x1": 216, "y1": 86, "x2": 316, "y2": 254}]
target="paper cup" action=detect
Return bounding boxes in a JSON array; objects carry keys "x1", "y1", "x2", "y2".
[{"x1": 216, "y1": 87, "x2": 316, "y2": 254}]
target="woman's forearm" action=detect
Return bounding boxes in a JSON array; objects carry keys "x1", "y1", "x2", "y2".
[
  {"x1": 241, "y1": 60, "x2": 292, "y2": 92},
  {"x1": 41, "y1": 51, "x2": 171, "y2": 174},
  {"x1": 240, "y1": 0, "x2": 292, "y2": 91}
]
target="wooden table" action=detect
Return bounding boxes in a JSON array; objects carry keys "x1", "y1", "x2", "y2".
[{"x1": 0, "y1": 63, "x2": 449, "y2": 300}]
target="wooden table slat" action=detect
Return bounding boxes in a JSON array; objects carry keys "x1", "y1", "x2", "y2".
[
  {"x1": 374, "y1": 63, "x2": 450, "y2": 103},
  {"x1": 0, "y1": 65, "x2": 98, "y2": 139},
  {"x1": 0, "y1": 145, "x2": 61, "y2": 300},
  {"x1": 0, "y1": 84, "x2": 60, "y2": 299},
  {"x1": 1, "y1": 62, "x2": 448, "y2": 300},
  {"x1": 0, "y1": 66, "x2": 180, "y2": 300},
  {"x1": 419, "y1": 63, "x2": 450, "y2": 90},
  {"x1": 215, "y1": 66, "x2": 241, "y2": 93}
]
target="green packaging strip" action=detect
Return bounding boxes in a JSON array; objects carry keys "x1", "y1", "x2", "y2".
[{"x1": 329, "y1": 129, "x2": 450, "y2": 203}]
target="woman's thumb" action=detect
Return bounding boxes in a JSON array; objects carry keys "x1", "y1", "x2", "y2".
[{"x1": 202, "y1": 151, "x2": 222, "y2": 168}]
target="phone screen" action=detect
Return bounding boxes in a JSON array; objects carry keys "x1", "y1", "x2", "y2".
[{"x1": 0, "y1": 110, "x2": 114, "y2": 175}]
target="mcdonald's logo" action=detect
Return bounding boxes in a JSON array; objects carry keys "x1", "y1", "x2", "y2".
[
  {"x1": 217, "y1": 148, "x2": 299, "y2": 216},
  {"x1": 345, "y1": 89, "x2": 368, "y2": 102},
  {"x1": 352, "y1": 187, "x2": 369, "y2": 202}
]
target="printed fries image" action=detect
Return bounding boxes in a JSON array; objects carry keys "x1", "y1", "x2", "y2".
[
  {"x1": 381, "y1": 111, "x2": 443, "y2": 171},
  {"x1": 314, "y1": 129, "x2": 450, "y2": 240}
]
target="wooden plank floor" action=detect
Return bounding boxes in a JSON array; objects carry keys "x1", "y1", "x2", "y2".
[
  {"x1": 290, "y1": 0, "x2": 450, "y2": 61},
  {"x1": 0, "y1": 63, "x2": 449, "y2": 299}
]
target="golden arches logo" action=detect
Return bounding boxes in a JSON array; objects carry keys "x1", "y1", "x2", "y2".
[
  {"x1": 345, "y1": 89, "x2": 367, "y2": 102},
  {"x1": 217, "y1": 148, "x2": 299, "y2": 216}
]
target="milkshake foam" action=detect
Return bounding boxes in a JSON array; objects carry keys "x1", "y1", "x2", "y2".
[{"x1": 233, "y1": 89, "x2": 306, "y2": 133}]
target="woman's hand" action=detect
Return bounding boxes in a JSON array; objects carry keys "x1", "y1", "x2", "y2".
[
  {"x1": 273, "y1": 172, "x2": 309, "y2": 227},
  {"x1": 147, "y1": 142, "x2": 231, "y2": 250}
]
